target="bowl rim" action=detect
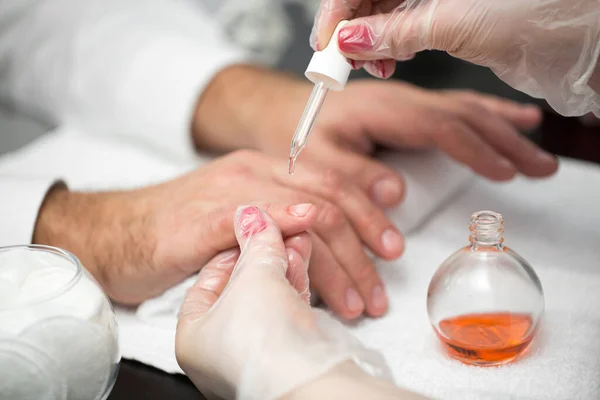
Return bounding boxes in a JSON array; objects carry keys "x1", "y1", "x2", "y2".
[{"x1": 0, "y1": 244, "x2": 83, "y2": 310}]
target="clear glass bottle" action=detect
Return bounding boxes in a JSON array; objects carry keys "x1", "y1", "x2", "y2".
[
  {"x1": 427, "y1": 211, "x2": 544, "y2": 366},
  {"x1": 0, "y1": 245, "x2": 120, "y2": 400}
]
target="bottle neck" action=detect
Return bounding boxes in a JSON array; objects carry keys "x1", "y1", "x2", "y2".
[{"x1": 469, "y1": 211, "x2": 504, "y2": 250}]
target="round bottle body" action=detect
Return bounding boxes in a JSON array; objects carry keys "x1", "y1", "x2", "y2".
[{"x1": 427, "y1": 245, "x2": 544, "y2": 366}]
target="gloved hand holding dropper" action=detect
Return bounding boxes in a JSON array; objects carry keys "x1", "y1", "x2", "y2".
[{"x1": 311, "y1": 0, "x2": 600, "y2": 117}]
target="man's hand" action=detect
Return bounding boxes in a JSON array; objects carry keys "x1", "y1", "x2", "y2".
[
  {"x1": 33, "y1": 150, "x2": 402, "y2": 320},
  {"x1": 192, "y1": 65, "x2": 558, "y2": 208}
]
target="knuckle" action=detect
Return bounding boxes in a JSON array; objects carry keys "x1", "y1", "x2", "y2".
[
  {"x1": 455, "y1": 89, "x2": 479, "y2": 101},
  {"x1": 309, "y1": 261, "x2": 345, "y2": 291},
  {"x1": 231, "y1": 148, "x2": 259, "y2": 159},
  {"x1": 357, "y1": 206, "x2": 385, "y2": 233},
  {"x1": 353, "y1": 262, "x2": 378, "y2": 284},
  {"x1": 224, "y1": 163, "x2": 253, "y2": 179},
  {"x1": 321, "y1": 168, "x2": 345, "y2": 194},
  {"x1": 433, "y1": 113, "x2": 463, "y2": 137},
  {"x1": 316, "y1": 202, "x2": 346, "y2": 229},
  {"x1": 463, "y1": 101, "x2": 489, "y2": 118}
]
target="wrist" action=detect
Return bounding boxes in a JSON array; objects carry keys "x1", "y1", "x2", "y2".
[
  {"x1": 33, "y1": 185, "x2": 152, "y2": 300},
  {"x1": 285, "y1": 361, "x2": 427, "y2": 400},
  {"x1": 191, "y1": 64, "x2": 310, "y2": 153}
]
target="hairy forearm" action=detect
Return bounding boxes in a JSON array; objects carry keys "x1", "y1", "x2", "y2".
[
  {"x1": 32, "y1": 185, "x2": 153, "y2": 302},
  {"x1": 191, "y1": 64, "x2": 309, "y2": 153},
  {"x1": 284, "y1": 362, "x2": 429, "y2": 400}
]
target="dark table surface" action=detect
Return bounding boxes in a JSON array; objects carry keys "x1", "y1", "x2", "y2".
[{"x1": 107, "y1": 110, "x2": 600, "y2": 400}]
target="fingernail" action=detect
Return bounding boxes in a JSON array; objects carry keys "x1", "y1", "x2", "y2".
[
  {"x1": 350, "y1": 59, "x2": 356, "y2": 69},
  {"x1": 371, "y1": 285, "x2": 388, "y2": 310},
  {"x1": 497, "y1": 158, "x2": 514, "y2": 170},
  {"x1": 372, "y1": 178, "x2": 402, "y2": 206},
  {"x1": 338, "y1": 25, "x2": 374, "y2": 53},
  {"x1": 239, "y1": 206, "x2": 267, "y2": 238},
  {"x1": 536, "y1": 149, "x2": 557, "y2": 164},
  {"x1": 288, "y1": 203, "x2": 313, "y2": 217},
  {"x1": 376, "y1": 60, "x2": 387, "y2": 79},
  {"x1": 345, "y1": 288, "x2": 364, "y2": 313},
  {"x1": 381, "y1": 229, "x2": 403, "y2": 254}
]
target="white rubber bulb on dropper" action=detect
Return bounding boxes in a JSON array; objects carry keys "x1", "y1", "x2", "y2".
[{"x1": 305, "y1": 21, "x2": 352, "y2": 91}]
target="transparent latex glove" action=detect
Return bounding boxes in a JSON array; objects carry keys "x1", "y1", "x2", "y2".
[
  {"x1": 176, "y1": 205, "x2": 391, "y2": 400},
  {"x1": 311, "y1": 0, "x2": 600, "y2": 116}
]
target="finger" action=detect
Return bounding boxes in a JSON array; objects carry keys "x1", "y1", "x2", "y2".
[
  {"x1": 309, "y1": 145, "x2": 405, "y2": 209},
  {"x1": 312, "y1": 203, "x2": 389, "y2": 318},
  {"x1": 306, "y1": 232, "x2": 365, "y2": 320},
  {"x1": 452, "y1": 91, "x2": 543, "y2": 132},
  {"x1": 273, "y1": 165, "x2": 404, "y2": 260},
  {"x1": 234, "y1": 206, "x2": 288, "y2": 272},
  {"x1": 456, "y1": 103, "x2": 558, "y2": 177},
  {"x1": 363, "y1": 59, "x2": 397, "y2": 79},
  {"x1": 312, "y1": 0, "x2": 365, "y2": 51},
  {"x1": 371, "y1": 103, "x2": 519, "y2": 180},
  {"x1": 196, "y1": 203, "x2": 317, "y2": 271},
  {"x1": 337, "y1": 2, "x2": 434, "y2": 61},
  {"x1": 348, "y1": 58, "x2": 366, "y2": 70},
  {"x1": 283, "y1": 233, "x2": 312, "y2": 304},
  {"x1": 178, "y1": 249, "x2": 239, "y2": 320}
]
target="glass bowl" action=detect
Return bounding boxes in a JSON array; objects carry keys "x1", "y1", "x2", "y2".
[{"x1": 0, "y1": 245, "x2": 120, "y2": 400}]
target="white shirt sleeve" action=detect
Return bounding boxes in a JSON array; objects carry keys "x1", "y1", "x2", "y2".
[
  {"x1": 0, "y1": 0, "x2": 250, "y2": 161},
  {"x1": 0, "y1": 176, "x2": 62, "y2": 246}
]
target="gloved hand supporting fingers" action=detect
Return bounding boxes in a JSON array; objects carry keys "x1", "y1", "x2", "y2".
[
  {"x1": 284, "y1": 233, "x2": 312, "y2": 304},
  {"x1": 178, "y1": 248, "x2": 240, "y2": 322}
]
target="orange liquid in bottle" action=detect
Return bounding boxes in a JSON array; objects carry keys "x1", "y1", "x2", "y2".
[{"x1": 436, "y1": 312, "x2": 535, "y2": 366}]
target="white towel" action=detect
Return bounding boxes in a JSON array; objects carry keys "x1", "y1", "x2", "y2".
[{"x1": 2, "y1": 129, "x2": 599, "y2": 398}]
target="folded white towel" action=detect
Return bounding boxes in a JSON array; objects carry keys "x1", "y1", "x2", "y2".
[
  {"x1": 128, "y1": 157, "x2": 600, "y2": 399},
  {"x1": 349, "y1": 159, "x2": 600, "y2": 399}
]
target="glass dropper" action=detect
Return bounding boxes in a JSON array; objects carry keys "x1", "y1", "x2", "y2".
[{"x1": 288, "y1": 20, "x2": 351, "y2": 175}]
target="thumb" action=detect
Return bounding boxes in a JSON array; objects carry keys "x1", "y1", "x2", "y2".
[
  {"x1": 233, "y1": 205, "x2": 289, "y2": 278},
  {"x1": 336, "y1": 0, "x2": 442, "y2": 60}
]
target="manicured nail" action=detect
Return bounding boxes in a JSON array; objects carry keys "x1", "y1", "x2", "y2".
[
  {"x1": 288, "y1": 203, "x2": 313, "y2": 217},
  {"x1": 345, "y1": 288, "x2": 364, "y2": 313},
  {"x1": 350, "y1": 59, "x2": 356, "y2": 69},
  {"x1": 371, "y1": 285, "x2": 388, "y2": 310},
  {"x1": 497, "y1": 158, "x2": 514, "y2": 170},
  {"x1": 381, "y1": 229, "x2": 403, "y2": 254},
  {"x1": 536, "y1": 149, "x2": 557, "y2": 164},
  {"x1": 372, "y1": 178, "x2": 402, "y2": 206},
  {"x1": 239, "y1": 206, "x2": 267, "y2": 237},
  {"x1": 376, "y1": 60, "x2": 387, "y2": 79},
  {"x1": 338, "y1": 25, "x2": 374, "y2": 53}
]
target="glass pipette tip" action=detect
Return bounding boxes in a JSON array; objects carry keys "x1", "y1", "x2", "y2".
[{"x1": 288, "y1": 81, "x2": 329, "y2": 175}]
